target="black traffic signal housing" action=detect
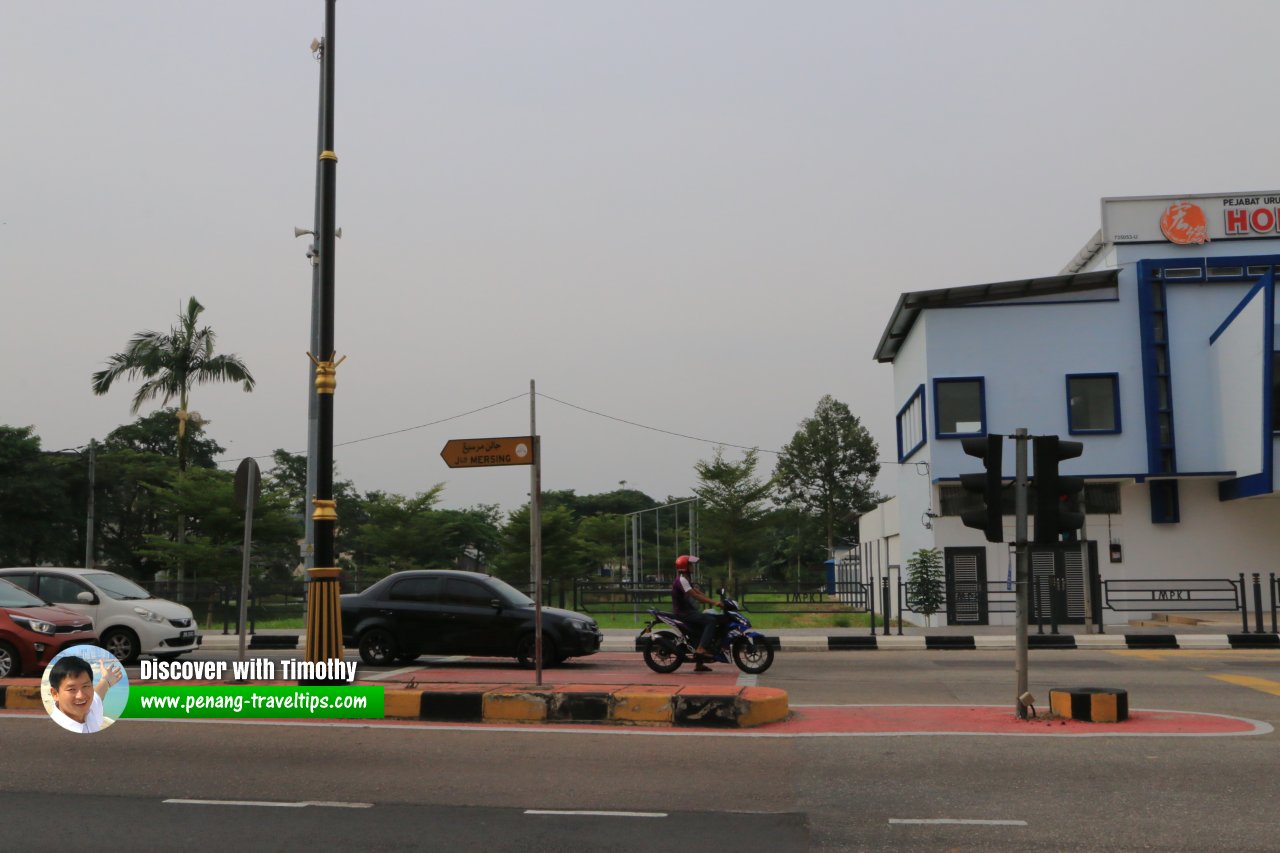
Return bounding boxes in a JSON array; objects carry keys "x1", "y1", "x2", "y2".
[
  {"x1": 960, "y1": 434, "x2": 1004, "y2": 543},
  {"x1": 1033, "y1": 435, "x2": 1084, "y2": 544}
]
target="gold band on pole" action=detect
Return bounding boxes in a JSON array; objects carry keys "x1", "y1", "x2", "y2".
[
  {"x1": 304, "y1": 570, "x2": 343, "y2": 664},
  {"x1": 311, "y1": 498, "x2": 338, "y2": 522},
  {"x1": 319, "y1": 150, "x2": 338, "y2": 162},
  {"x1": 308, "y1": 352, "x2": 346, "y2": 395}
]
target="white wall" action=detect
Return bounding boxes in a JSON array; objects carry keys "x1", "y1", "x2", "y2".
[
  {"x1": 921, "y1": 290, "x2": 1146, "y2": 481},
  {"x1": 1209, "y1": 287, "x2": 1267, "y2": 477}
]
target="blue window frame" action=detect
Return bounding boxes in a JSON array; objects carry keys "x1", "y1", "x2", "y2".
[
  {"x1": 1066, "y1": 373, "x2": 1121, "y2": 435},
  {"x1": 933, "y1": 377, "x2": 986, "y2": 438},
  {"x1": 896, "y1": 385, "x2": 926, "y2": 461}
]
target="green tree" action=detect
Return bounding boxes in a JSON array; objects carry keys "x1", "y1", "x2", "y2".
[
  {"x1": 91, "y1": 296, "x2": 255, "y2": 472},
  {"x1": 0, "y1": 426, "x2": 78, "y2": 566},
  {"x1": 575, "y1": 513, "x2": 626, "y2": 575},
  {"x1": 693, "y1": 447, "x2": 773, "y2": 587},
  {"x1": 342, "y1": 488, "x2": 501, "y2": 586},
  {"x1": 93, "y1": 412, "x2": 225, "y2": 578},
  {"x1": 91, "y1": 297, "x2": 255, "y2": 591},
  {"x1": 492, "y1": 504, "x2": 585, "y2": 589},
  {"x1": 773, "y1": 395, "x2": 881, "y2": 555},
  {"x1": 139, "y1": 467, "x2": 303, "y2": 621},
  {"x1": 906, "y1": 547, "x2": 945, "y2": 623}
]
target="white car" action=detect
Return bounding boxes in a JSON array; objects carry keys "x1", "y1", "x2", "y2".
[{"x1": 0, "y1": 568, "x2": 200, "y2": 664}]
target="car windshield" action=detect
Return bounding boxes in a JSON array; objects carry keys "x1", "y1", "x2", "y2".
[
  {"x1": 0, "y1": 578, "x2": 48, "y2": 608},
  {"x1": 485, "y1": 576, "x2": 534, "y2": 607},
  {"x1": 84, "y1": 572, "x2": 152, "y2": 600}
]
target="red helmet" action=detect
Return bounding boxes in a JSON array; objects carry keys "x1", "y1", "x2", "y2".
[{"x1": 674, "y1": 554, "x2": 700, "y2": 572}]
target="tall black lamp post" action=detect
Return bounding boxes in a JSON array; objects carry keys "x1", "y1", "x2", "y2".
[{"x1": 303, "y1": 0, "x2": 345, "y2": 680}]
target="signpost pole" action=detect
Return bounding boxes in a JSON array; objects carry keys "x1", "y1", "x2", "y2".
[
  {"x1": 530, "y1": 380, "x2": 543, "y2": 687},
  {"x1": 1014, "y1": 428, "x2": 1030, "y2": 719},
  {"x1": 1080, "y1": 489, "x2": 1095, "y2": 633},
  {"x1": 234, "y1": 458, "x2": 261, "y2": 668}
]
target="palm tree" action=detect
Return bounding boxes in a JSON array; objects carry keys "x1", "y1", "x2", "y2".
[
  {"x1": 91, "y1": 297, "x2": 255, "y2": 595},
  {"x1": 91, "y1": 297, "x2": 255, "y2": 471}
]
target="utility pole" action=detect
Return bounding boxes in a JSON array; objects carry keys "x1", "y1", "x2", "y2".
[
  {"x1": 303, "y1": 23, "x2": 326, "y2": 576},
  {"x1": 1014, "y1": 428, "x2": 1030, "y2": 719},
  {"x1": 84, "y1": 439, "x2": 96, "y2": 569}
]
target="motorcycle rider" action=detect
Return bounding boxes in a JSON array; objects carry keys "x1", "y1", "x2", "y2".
[{"x1": 672, "y1": 554, "x2": 719, "y2": 672}]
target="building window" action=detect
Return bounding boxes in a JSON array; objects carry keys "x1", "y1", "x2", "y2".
[
  {"x1": 934, "y1": 378, "x2": 985, "y2": 437},
  {"x1": 1067, "y1": 373, "x2": 1121, "y2": 434},
  {"x1": 896, "y1": 385, "x2": 926, "y2": 461}
]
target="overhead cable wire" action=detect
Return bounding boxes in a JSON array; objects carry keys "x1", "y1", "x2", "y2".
[
  {"x1": 534, "y1": 391, "x2": 780, "y2": 455},
  {"x1": 214, "y1": 391, "x2": 528, "y2": 465}
]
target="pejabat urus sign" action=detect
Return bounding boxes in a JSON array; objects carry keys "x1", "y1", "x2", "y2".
[{"x1": 1102, "y1": 191, "x2": 1280, "y2": 244}]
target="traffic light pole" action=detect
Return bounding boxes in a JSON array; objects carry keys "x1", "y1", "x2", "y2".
[{"x1": 1014, "y1": 428, "x2": 1030, "y2": 720}]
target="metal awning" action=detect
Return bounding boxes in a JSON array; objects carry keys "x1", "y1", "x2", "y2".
[{"x1": 873, "y1": 269, "x2": 1120, "y2": 363}]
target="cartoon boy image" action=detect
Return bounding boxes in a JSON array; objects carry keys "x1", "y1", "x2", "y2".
[{"x1": 47, "y1": 654, "x2": 123, "y2": 734}]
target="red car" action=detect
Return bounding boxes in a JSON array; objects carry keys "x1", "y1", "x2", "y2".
[{"x1": 0, "y1": 578, "x2": 97, "y2": 678}]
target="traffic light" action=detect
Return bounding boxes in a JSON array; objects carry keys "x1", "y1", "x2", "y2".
[
  {"x1": 1033, "y1": 435, "x2": 1084, "y2": 544},
  {"x1": 960, "y1": 434, "x2": 1004, "y2": 543}
]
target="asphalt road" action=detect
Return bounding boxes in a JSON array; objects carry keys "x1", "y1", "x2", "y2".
[{"x1": 4, "y1": 649, "x2": 1278, "y2": 852}]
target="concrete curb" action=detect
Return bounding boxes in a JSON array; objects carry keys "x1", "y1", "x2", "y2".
[{"x1": 380, "y1": 682, "x2": 790, "y2": 728}]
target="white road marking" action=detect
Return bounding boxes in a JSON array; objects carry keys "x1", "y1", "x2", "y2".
[
  {"x1": 525, "y1": 810, "x2": 667, "y2": 818},
  {"x1": 164, "y1": 799, "x2": 372, "y2": 808},
  {"x1": 360, "y1": 666, "x2": 421, "y2": 682},
  {"x1": 890, "y1": 818, "x2": 1027, "y2": 826}
]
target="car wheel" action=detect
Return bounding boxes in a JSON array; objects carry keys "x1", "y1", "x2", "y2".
[
  {"x1": 515, "y1": 634, "x2": 557, "y2": 668},
  {"x1": 358, "y1": 629, "x2": 398, "y2": 666},
  {"x1": 101, "y1": 628, "x2": 140, "y2": 665},
  {"x1": 0, "y1": 641, "x2": 19, "y2": 679}
]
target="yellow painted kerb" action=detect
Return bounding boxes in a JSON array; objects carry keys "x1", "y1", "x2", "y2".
[
  {"x1": 610, "y1": 689, "x2": 675, "y2": 724},
  {"x1": 483, "y1": 692, "x2": 548, "y2": 722},
  {"x1": 383, "y1": 689, "x2": 424, "y2": 719}
]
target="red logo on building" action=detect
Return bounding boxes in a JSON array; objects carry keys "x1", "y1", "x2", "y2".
[{"x1": 1159, "y1": 201, "x2": 1209, "y2": 245}]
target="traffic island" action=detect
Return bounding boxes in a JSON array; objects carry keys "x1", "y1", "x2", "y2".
[
  {"x1": 1049, "y1": 687, "x2": 1129, "y2": 722},
  {"x1": 0, "y1": 678, "x2": 789, "y2": 728},
  {"x1": 378, "y1": 682, "x2": 789, "y2": 728}
]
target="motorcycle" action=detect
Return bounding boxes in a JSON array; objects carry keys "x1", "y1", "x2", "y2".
[{"x1": 638, "y1": 590, "x2": 775, "y2": 675}]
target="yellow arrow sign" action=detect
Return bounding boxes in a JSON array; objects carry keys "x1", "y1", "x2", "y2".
[{"x1": 440, "y1": 436, "x2": 535, "y2": 468}]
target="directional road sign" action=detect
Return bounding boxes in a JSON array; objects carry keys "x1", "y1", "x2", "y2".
[{"x1": 440, "y1": 436, "x2": 535, "y2": 468}]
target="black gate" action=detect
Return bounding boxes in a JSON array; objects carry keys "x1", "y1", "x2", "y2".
[{"x1": 944, "y1": 547, "x2": 988, "y2": 625}]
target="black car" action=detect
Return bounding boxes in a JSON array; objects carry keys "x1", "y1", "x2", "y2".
[{"x1": 340, "y1": 569, "x2": 603, "y2": 667}]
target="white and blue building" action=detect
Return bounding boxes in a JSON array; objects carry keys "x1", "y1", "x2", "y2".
[{"x1": 860, "y1": 192, "x2": 1279, "y2": 627}]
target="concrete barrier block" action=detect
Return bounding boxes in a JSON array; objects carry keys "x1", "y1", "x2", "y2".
[
  {"x1": 3, "y1": 685, "x2": 44, "y2": 710},
  {"x1": 610, "y1": 687, "x2": 675, "y2": 724},
  {"x1": 673, "y1": 688, "x2": 742, "y2": 727},
  {"x1": 736, "y1": 687, "x2": 789, "y2": 727},
  {"x1": 484, "y1": 691, "x2": 548, "y2": 722},
  {"x1": 382, "y1": 689, "x2": 424, "y2": 719},
  {"x1": 1049, "y1": 687, "x2": 1128, "y2": 723}
]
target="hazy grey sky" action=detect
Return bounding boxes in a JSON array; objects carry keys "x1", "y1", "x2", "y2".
[{"x1": 4, "y1": 1, "x2": 1277, "y2": 511}]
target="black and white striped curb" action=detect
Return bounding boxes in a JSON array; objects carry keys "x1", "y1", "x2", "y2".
[
  {"x1": 625, "y1": 633, "x2": 1279, "y2": 652},
  {"x1": 197, "y1": 632, "x2": 1279, "y2": 653}
]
